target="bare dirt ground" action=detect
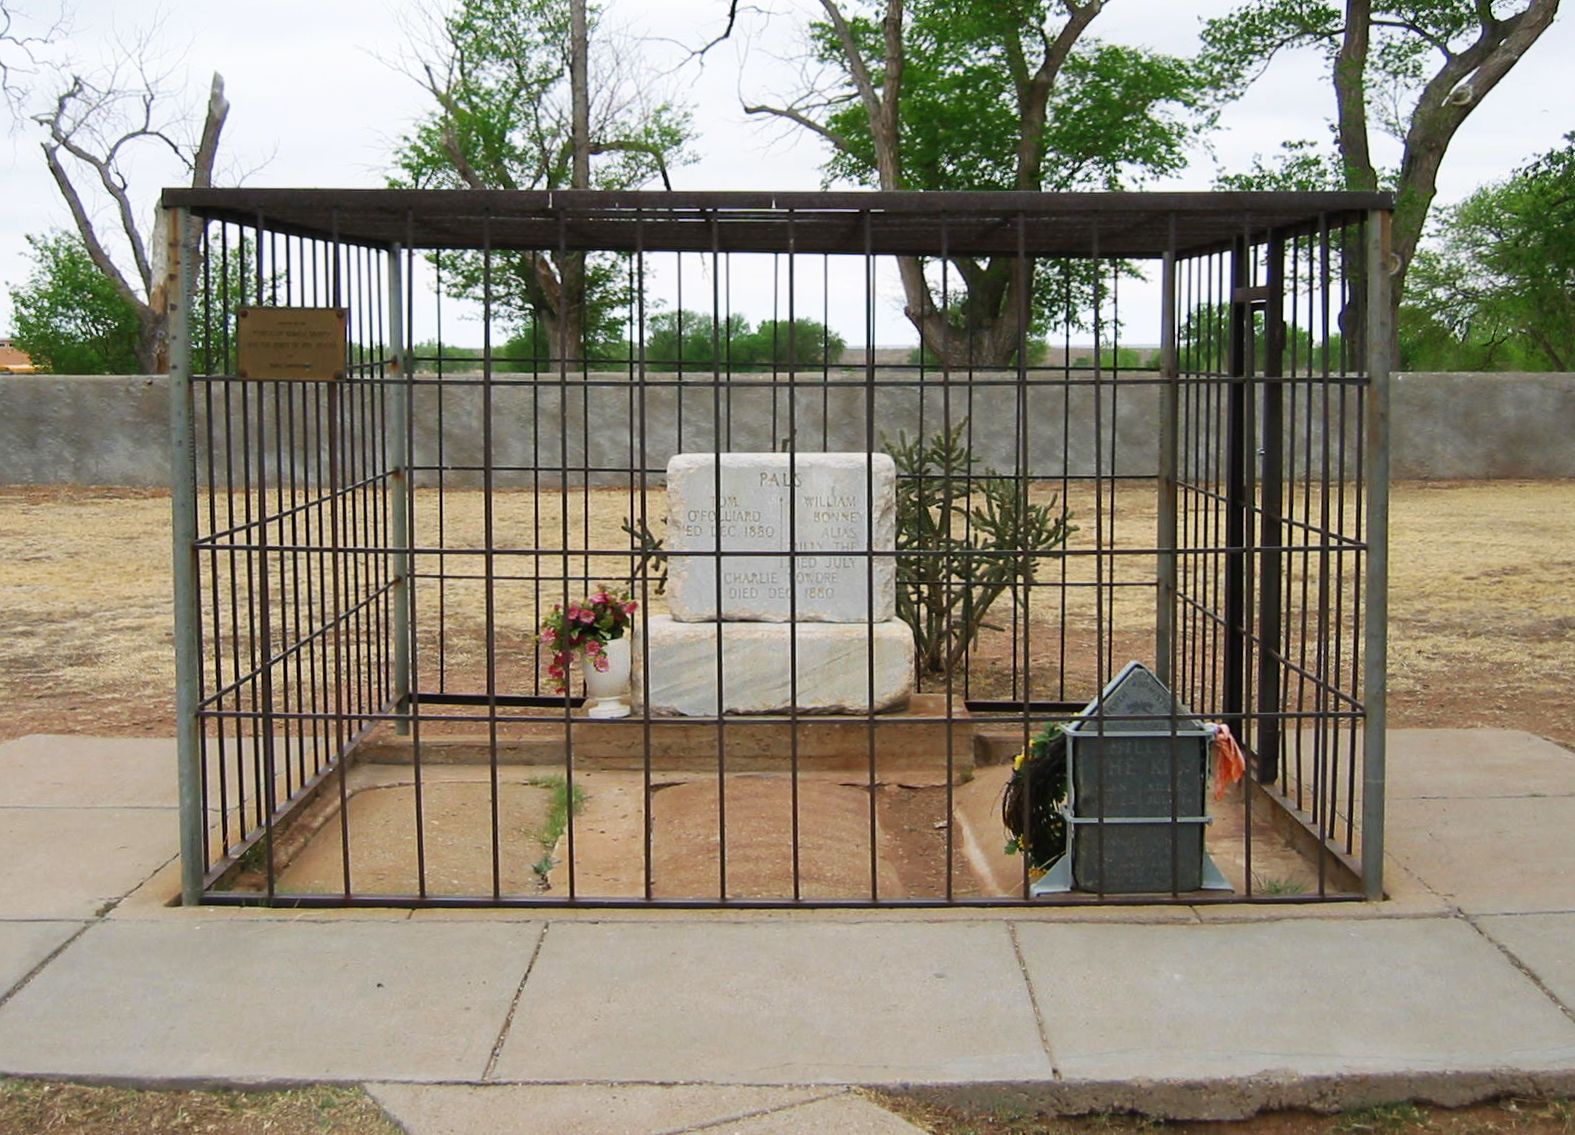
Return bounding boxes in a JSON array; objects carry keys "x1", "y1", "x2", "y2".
[{"x1": 3, "y1": 481, "x2": 1571, "y2": 748}]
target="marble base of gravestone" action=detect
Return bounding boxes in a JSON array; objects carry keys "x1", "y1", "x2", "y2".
[
  {"x1": 637, "y1": 615, "x2": 916, "y2": 715},
  {"x1": 665, "y1": 452, "x2": 897, "y2": 623}
]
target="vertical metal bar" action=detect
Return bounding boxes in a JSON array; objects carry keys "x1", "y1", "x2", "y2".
[
  {"x1": 1256, "y1": 234, "x2": 1287, "y2": 781},
  {"x1": 1224, "y1": 236, "x2": 1249, "y2": 734},
  {"x1": 400, "y1": 217, "x2": 427, "y2": 900},
  {"x1": 862, "y1": 209, "x2": 878, "y2": 900},
  {"x1": 200, "y1": 226, "x2": 228, "y2": 862},
  {"x1": 169, "y1": 205, "x2": 206, "y2": 905},
  {"x1": 1013, "y1": 212, "x2": 1033, "y2": 898},
  {"x1": 388, "y1": 244, "x2": 411, "y2": 733},
  {"x1": 1091, "y1": 223, "x2": 1108, "y2": 898},
  {"x1": 1156, "y1": 222, "x2": 1179, "y2": 686},
  {"x1": 786, "y1": 237, "x2": 801, "y2": 903},
  {"x1": 940, "y1": 215, "x2": 955, "y2": 903},
  {"x1": 634, "y1": 219, "x2": 654, "y2": 902},
  {"x1": 1361, "y1": 211, "x2": 1392, "y2": 900},
  {"x1": 710, "y1": 213, "x2": 729, "y2": 903},
  {"x1": 253, "y1": 218, "x2": 279, "y2": 900},
  {"x1": 555, "y1": 211, "x2": 575, "y2": 902},
  {"x1": 484, "y1": 215, "x2": 502, "y2": 900},
  {"x1": 328, "y1": 216, "x2": 352, "y2": 898}
]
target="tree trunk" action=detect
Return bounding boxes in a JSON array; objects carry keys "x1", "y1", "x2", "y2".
[
  {"x1": 901, "y1": 255, "x2": 1029, "y2": 368},
  {"x1": 540, "y1": 307, "x2": 585, "y2": 370},
  {"x1": 136, "y1": 305, "x2": 165, "y2": 375}
]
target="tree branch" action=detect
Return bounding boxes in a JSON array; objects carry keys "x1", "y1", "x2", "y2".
[
  {"x1": 688, "y1": 0, "x2": 741, "y2": 60},
  {"x1": 1016, "y1": 0, "x2": 1102, "y2": 189},
  {"x1": 741, "y1": 100, "x2": 853, "y2": 152},
  {"x1": 585, "y1": 138, "x2": 674, "y2": 189},
  {"x1": 1393, "y1": 0, "x2": 1561, "y2": 269},
  {"x1": 1335, "y1": 0, "x2": 1377, "y2": 190},
  {"x1": 39, "y1": 140, "x2": 146, "y2": 317},
  {"x1": 36, "y1": 77, "x2": 158, "y2": 296},
  {"x1": 817, "y1": 0, "x2": 904, "y2": 186},
  {"x1": 192, "y1": 71, "x2": 228, "y2": 188},
  {"x1": 0, "y1": 0, "x2": 65, "y2": 108},
  {"x1": 1369, "y1": 17, "x2": 1455, "y2": 59}
]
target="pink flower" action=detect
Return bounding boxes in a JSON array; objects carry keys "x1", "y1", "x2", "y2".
[
  {"x1": 540, "y1": 627, "x2": 557, "y2": 644},
  {"x1": 593, "y1": 655, "x2": 610, "y2": 672},
  {"x1": 578, "y1": 609, "x2": 595, "y2": 624},
  {"x1": 623, "y1": 600, "x2": 638, "y2": 615},
  {"x1": 584, "y1": 639, "x2": 601, "y2": 654},
  {"x1": 566, "y1": 605, "x2": 582, "y2": 621},
  {"x1": 547, "y1": 663, "x2": 564, "y2": 679}
]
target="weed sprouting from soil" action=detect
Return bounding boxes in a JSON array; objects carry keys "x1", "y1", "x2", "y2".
[{"x1": 527, "y1": 774, "x2": 588, "y2": 883}]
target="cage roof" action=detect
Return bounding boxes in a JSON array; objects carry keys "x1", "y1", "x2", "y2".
[{"x1": 161, "y1": 188, "x2": 1391, "y2": 259}]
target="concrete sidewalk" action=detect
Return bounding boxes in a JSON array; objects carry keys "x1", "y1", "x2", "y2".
[{"x1": 0, "y1": 730, "x2": 1572, "y2": 1132}]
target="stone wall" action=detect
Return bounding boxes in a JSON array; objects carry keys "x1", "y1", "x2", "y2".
[{"x1": 2, "y1": 371, "x2": 1571, "y2": 486}]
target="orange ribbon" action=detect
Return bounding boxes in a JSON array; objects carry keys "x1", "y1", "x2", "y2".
[{"x1": 1211, "y1": 723, "x2": 1246, "y2": 800}]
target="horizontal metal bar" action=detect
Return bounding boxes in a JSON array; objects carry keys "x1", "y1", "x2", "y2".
[{"x1": 197, "y1": 889, "x2": 1366, "y2": 909}]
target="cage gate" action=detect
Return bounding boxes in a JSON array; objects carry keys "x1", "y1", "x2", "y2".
[{"x1": 164, "y1": 189, "x2": 1392, "y2": 908}]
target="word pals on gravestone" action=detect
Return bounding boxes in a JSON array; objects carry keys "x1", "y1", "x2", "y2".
[{"x1": 665, "y1": 453, "x2": 896, "y2": 623}]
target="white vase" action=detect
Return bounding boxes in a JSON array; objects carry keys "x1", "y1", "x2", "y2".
[{"x1": 582, "y1": 634, "x2": 632, "y2": 719}]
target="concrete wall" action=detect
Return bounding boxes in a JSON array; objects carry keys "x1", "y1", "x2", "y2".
[{"x1": 2, "y1": 371, "x2": 1571, "y2": 487}]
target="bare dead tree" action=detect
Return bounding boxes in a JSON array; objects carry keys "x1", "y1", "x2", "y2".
[
  {"x1": 0, "y1": 0, "x2": 65, "y2": 116},
  {"x1": 33, "y1": 55, "x2": 229, "y2": 372}
]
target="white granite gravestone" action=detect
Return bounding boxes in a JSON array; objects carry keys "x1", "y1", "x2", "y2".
[
  {"x1": 637, "y1": 615, "x2": 915, "y2": 715},
  {"x1": 665, "y1": 452, "x2": 897, "y2": 623},
  {"x1": 644, "y1": 451, "x2": 917, "y2": 715}
]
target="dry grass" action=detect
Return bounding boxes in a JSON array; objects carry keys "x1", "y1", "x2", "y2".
[
  {"x1": 0, "y1": 1080, "x2": 400, "y2": 1135},
  {"x1": 1, "y1": 481, "x2": 1572, "y2": 748},
  {"x1": 869, "y1": 1094, "x2": 1575, "y2": 1135}
]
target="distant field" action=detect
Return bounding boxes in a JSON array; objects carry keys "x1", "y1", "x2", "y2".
[{"x1": 1, "y1": 480, "x2": 1571, "y2": 750}]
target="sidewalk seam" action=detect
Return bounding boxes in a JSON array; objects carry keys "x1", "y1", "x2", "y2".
[
  {"x1": 1465, "y1": 914, "x2": 1575, "y2": 1027},
  {"x1": 0, "y1": 922, "x2": 92, "y2": 1014},
  {"x1": 482, "y1": 922, "x2": 548, "y2": 1082},
  {"x1": 1007, "y1": 921, "x2": 1061, "y2": 1080},
  {"x1": 661, "y1": 1088, "x2": 850, "y2": 1135}
]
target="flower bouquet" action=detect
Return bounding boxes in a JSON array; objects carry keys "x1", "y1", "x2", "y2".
[{"x1": 539, "y1": 585, "x2": 638, "y2": 695}]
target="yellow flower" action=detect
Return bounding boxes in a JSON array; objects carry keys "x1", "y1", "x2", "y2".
[{"x1": 1012, "y1": 751, "x2": 1026, "y2": 770}]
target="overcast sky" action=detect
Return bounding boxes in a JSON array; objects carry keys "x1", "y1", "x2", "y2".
[{"x1": 1, "y1": 0, "x2": 1569, "y2": 345}]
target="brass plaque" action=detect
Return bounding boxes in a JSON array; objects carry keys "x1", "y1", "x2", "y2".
[{"x1": 236, "y1": 306, "x2": 348, "y2": 381}]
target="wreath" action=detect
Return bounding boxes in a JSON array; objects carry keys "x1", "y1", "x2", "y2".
[{"x1": 1000, "y1": 722, "x2": 1069, "y2": 872}]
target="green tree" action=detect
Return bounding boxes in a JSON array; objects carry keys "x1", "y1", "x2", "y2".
[
  {"x1": 1201, "y1": 0, "x2": 1561, "y2": 323},
  {"x1": 1215, "y1": 138, "x2": 1350, "y2": 193},
  {"x1": 1400, "y1": 135, "x2": 1575, "y2": 370},
  {"x1": 8, "y1": 230, "x2": 142, "y2": 373},
  {"x1": 642, "y1": 310, "x2": 847, "y2": 372},
  {"x1": 393, "y1": 0, "x2": 692, "y2": 365},
  {"x1": 744, "y1": 0, "x2": 1211, "y2": 367}
]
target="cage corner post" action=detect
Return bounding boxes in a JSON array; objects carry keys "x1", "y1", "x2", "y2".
[
  {"x1": 387, "y1": 242, "x2": 413, "y2": 735},
  {"x1": 167, "y1": 203, "x2": 206, "y2": 906},
  {"x1": 1361, "y1": 208, "x2": 1393, "y2": 901}
]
